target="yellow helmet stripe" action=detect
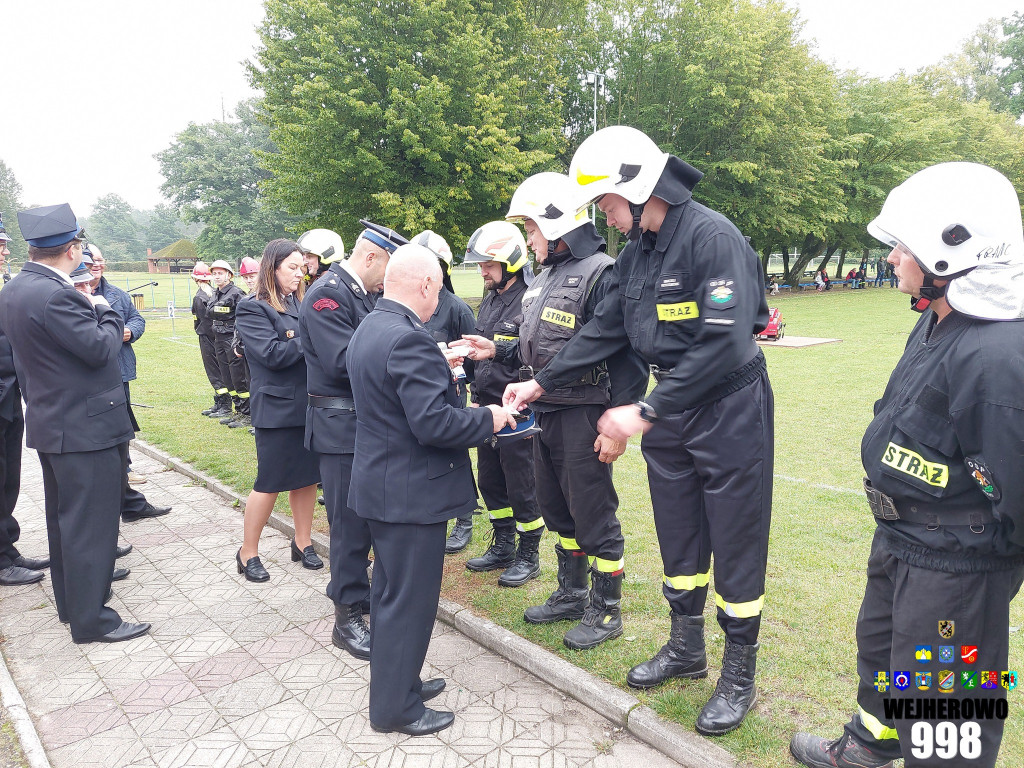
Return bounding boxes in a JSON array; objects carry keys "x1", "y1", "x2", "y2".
[{"x1": 576, "y1": 169, "x2": 610, "y2": 186}]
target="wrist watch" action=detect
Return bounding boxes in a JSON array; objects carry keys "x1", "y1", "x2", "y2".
[{"x1": 635, "y1": 401, "x2": 658, "y2": 423}]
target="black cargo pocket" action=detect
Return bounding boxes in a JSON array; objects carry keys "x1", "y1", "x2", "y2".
[
  {"x1": 259, "y1": 384, "x2": 295, "y2": 400},
  {"x1": 878, "y1": 404, "x2": 957, "y2": 497}
]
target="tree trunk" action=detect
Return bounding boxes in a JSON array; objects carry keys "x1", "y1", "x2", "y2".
[
  {"x1": 782, "y1": 249, "x2": 790, "y2": 279},
  {"x1": 835, "y1": 249, "x2": 848, "y2": 279},
  {"x1": 783, "y1": 236, "x2": 826, "y2": 285}
]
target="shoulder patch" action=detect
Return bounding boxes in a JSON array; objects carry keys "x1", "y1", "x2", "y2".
[
  {"x1": 964, "y1": 457, "x2": 1000, "y2": 500},
  {"x1": 313, "y1": 298, "x2": 340, "y2": 312},
  {"x1": 706, "y1": 278, "x2": 736, "y2": 309}
]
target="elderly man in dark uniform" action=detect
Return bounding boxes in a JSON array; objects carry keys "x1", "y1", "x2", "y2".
[
  {"x1": 0, "y1": 225, "x2": 51, "y2": 586},
  {"x1": 348, "y1": 243, "x2": 515, "y2": 736},
  {"x1": 0, "y1": 204, "x2": 149, "y2": 643},
  {"x1": 298, "y1": 221, "x2": 407, "y2": 661}
]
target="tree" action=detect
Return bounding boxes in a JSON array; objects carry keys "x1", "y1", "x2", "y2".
[
  {"x1": 156, "y1": 100, "x2": 294, "y2": 262},
  {"x1": 915, "y1": 20, "x2": 1009, "y2": 113},
  {"x1": 0, "y1": 159, "x2": 27, "y2": 264},
  {"x1": 86, "y1": 193, "x2": 143, "y2": 261},
  {"x1": 1000, "y1": 12, "x2": 1024, "y2": 118},
  {"x1": 250, "y1": 0, "x2": 564, "y2": 247},
  {"x1": 142, "y1": 204, "x2": 188, "y2": 252}
]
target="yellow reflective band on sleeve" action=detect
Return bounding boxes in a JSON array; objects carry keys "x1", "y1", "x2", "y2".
[
  {"x1": 656, "y1": 302, "x2": 699, "y2": 321},
  {"x1": 558, "y1": 536, "x2": 581, "y2": 551},
  {"x1": 592, "y1": 556, "x2": 624, "y2": 573},
  {"x1": 517, "y1": 517, "x2": 545, "y2": 533},
  {"x1": 488, "y1": 507, "x2": 513, "y2": 521},
  {"x1": 576, "y1": 169, "x2": 610, "y2": 186},
  {"x1": 663, "y1": 572, "x2": 711, "y2": 591},
  {"x1": 881, "y1": 442, "x2": 948, "y2": 488},
  {"x1": 715, "y1": 593, "x2": 765, "y2": 619},
  {"x1": 540, "y1": 307, "x2": 576, "y2": 329},
  {"x1": 237, "y1": 392, "x2": 250, "y2": 399},
  {"x1": 858, "y1": 707, "x2": 899, "y2": 741}
]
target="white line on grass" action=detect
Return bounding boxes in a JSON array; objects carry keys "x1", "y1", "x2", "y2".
[{"x1": 162, "y1": 337, "x2": 200, "y2": 349}]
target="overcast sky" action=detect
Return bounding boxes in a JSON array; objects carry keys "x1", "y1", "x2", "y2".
[{"x1": 0, "y1": 0, "x2": 1020, "y2": 218}]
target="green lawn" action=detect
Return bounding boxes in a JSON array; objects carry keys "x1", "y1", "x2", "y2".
[{"x1": 120, "y1": 272, "x2": 1022, "y2": 767}]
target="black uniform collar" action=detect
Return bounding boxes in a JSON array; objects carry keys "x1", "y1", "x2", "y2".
[
  {"x1": 376, "y1": 296, "x2": 425, "y2": 329},
  {"x1": 491, "y1": 275, "x2": 527, "y2": 306},
  {"x1": 557, "y1": 222, "x2": 607, "y2": 263},
  {"x1": 644, "y1": 156, "x2": 704, "y2": 254},
  {"x1": 922, "y1": 308, "x2": 970, "y2": 345}
]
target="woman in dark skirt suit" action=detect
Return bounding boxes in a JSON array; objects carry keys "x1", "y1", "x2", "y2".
[{"x1": 235, "y1": 239, "x2": 322, "y2": 581}]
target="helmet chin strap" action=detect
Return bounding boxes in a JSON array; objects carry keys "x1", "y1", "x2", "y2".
[
  {"x1": 627, "y1": 202, "x2": 645, "y2": 241},
  {"x1": 911, "y1": 275, "x2": 947, "y2": 313}
]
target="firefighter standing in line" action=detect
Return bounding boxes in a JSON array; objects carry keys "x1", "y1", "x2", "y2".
[
  {"x1": 299, "y1": 222, "x2": 407, "y2": 661},
  {"x1": 455, "y1": 222, "x2": 543, "y2": 587},
  {"x1": 791, "y1": 164, "x2": 1024, "y2": 768},
  {"x1": 228, "y1": 257, "x2": 261, "y2": 433},
  {"x1": 412, "y1": 230, "x2": 479, "y2": 554},
  {"x1": 300, "y1": 228, "x2": 342, "y2": 286},
  {"x1": 504, "y1": 127, "x2": 773, "y2": 735},
  {"x1": 208, "y1": 260, "x2": 250, "y2": 428},
  {"x1": 463, "y1": 174, "x2": 647, "y2": 650},
  {"x1": 191, "y1": 262, "x2": 226, "y2": 418}
]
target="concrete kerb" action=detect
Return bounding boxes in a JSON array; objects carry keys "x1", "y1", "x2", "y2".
[
  {"x1": 130, "y1": 437, "x2": 741, "y2": 768},
  {"x1": 0, "y1": 648, "x2": 53, "y2": 768}
]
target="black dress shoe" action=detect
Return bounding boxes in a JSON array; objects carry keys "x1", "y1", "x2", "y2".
[
  {"x1": 122, "y1": 504, "x2": 172, "y2": 523},
  {"x1": 236, "y1": 549, "x2": 269, "y2": 582},
  {"x1": 291, "y1": 540, "x2": 324, "y2": 569},
  {"x1": 112, "y1": 567, "x2": 130, "y2": 582},
  {"x1": 13, "y1": 554, "x2": 50, "y2": 570},
  {"x1": 116, "y1": 544, "x2": 133, "y2": 558},
  {"x1": 73, "y1": 621, "x2": 151, "y2": 645},
  {"x1": 370, "y1": 707, "x2": 455, "y2": 736},
  {"x1": 0, "y1": 565, "x2": 44, "y2": 586},
  {"x1": 419, "y1": 678, "x2": 446, "y2": 702}
]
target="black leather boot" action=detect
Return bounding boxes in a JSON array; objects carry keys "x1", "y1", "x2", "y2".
[
  {"x1": 497, "y1": 530, "x2": 542, "y2": 587},
  {"x1": 523, "y1": 544, "x2": 589, "y2": 624},
  {"x1": 789, "y1": 732, "x2": 894, "y2": 768},
  {"x1": 563, "y1": 569, "x2": 623, "y2": 650},
  {"x1": 466, "y1": 524, "x2": 516, "y2": 571},
  {"x1": 208, "y1": 394, "x2": 232, "y2": 418},
  {"x1": 695, "y1": 642, "x2": 759, "y2": 735},
  {"x1": 332, "y1": 603, "x2": 370, "y2": 660},
  {"x1": 627, "y1": 613, "x2": 707, "y2": 688},
  {"x1": 201, "y1": 397, "x2": 220, "y2": 416},
  {"x1": 444, "y1": 517, "x2": 473, "y2": 554}
]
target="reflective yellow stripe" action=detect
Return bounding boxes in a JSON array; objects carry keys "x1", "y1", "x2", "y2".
[
  {"x1": 592, "y1": 556, "x2": 624, "y2": 573},
  {"x1": 494, "y1": 334, "x2": 516, "y2": 342},
  {"x1": 576, "y1": 169, "x2": 610, "y2": 186},
  {"x1": 228, "y1": 391, "x2": 238, "y2": 396},
  {"x1": 858, "y1": 707, "x2": 899, "y2": 741},
  {"x1": 517, "y1": 517, "x2": 545, "y2": 533},
  {"x1": 488, "y1": 507, "x2": 513, "y2": 521},
  {"x1": 656, "y1": 302, "x2": 699, "y2": 321},
  {"x1": 558, "y1": 536, "x2": 581, "y2": 551},
  {"x1": 237, "y1": 392, "x2": 250, "y2": 399},
  {"x1": 215, "y1": 388, "x2": 229, "y2": 394},
  {"x1": 714, "y1": 593, "x2": 765, "y2": 619},
  {"x1": 663, "y1": 572, "x2": 711, "y2": 591}
]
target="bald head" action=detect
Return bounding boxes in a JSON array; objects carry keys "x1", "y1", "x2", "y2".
[{"x1": 384, "y1": 244, "x2": 444, "y2": 321}]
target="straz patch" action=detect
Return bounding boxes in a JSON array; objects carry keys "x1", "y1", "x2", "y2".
[
  {"x1": 562, "y1": 275, "x2": 583, "y2": 288},
  {"x1": 706, "y1": 278, "x2": 736, "y2": 309},
  {"x1": 540, "y1": 307, "x2": 576, "y2": 329},
  {"x1": 494, "y1": 334, "x2": 517, "y2": 342},
  {"x1": 965, "y1": 457, "x2": 1000, "y2": 500},
  {"x1": 313, "y1": 298, "x2": 340, "y2": 312},
  {"x1": 656, "y1": 302, "x2": 699, "y2": 321},
  {"x1": 881, "y1": 442, "x2": 949, "y2": 488},
  {"x1": 212, "y1": 306, "x2": 231, "y2": 313}
]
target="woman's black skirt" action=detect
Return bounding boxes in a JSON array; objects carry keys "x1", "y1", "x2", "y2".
[{"x1": 253, "y1": 426, "x2": 321, "y2": 493}]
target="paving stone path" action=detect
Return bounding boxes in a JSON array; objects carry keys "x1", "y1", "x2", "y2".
[{"x1": 0, "y1": 447, "x2": 684, "y2": 768}]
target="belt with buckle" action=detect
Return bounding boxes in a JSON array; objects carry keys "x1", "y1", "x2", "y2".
[
  {"x1": 518, "y1": 366, "x2": 535, "y2": 382},
  {"x1": 650, "y1": 365, "x2": 672, "y2": 383},
  {"x1": 862, "y1": 478, "x2": 992, "y2": 531},
  {"x1": 308, "y1": 395, "x2": 355, "y2": 411}
]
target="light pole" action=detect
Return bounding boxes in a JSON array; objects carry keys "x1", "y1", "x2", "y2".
[{"x1": 584, "y1": 70, "x2": 606, "y2": 222}]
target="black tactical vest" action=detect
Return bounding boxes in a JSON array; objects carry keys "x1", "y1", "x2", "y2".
[{"x1": 519, "y1": 252, "x2": 612, "y2": 407}]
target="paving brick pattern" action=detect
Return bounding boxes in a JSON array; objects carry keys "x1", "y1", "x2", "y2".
[{"x1": 0, "y1": 448, "x2": 683, "y2": 768}]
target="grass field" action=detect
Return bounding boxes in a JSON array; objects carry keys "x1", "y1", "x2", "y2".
[{"x1": 117, "y1": 271, "x2": 1022, "y2": 767}]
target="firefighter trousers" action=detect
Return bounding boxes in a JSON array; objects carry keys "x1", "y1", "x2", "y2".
[
  {"x1": 213, "y1": 332, "x2": 249, "y2": 412},
  {"x1": 641, "y1": 369, "x2": 773, "y2": 645},
  {"x1": 845, "y1": 528, "x2": 1024, "y2": 767},
  {"x1": 477, "y1": 430, "x2": 542, "y2": 532},
  {"x1": 198, "y1": 333, "x2": 223, "y2": 392},
  {"x1": 533, "y1": 405, "x2": 623, "y2": 566}
]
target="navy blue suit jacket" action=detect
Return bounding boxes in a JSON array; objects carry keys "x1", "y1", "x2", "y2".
[
  {"x1": 0, "y1": 262, "x2": 133, "y2": 454},
  {"x1": 236, "y1": 294, "x2": 308, "y2": 429},
  {"x1": 347, "y1": 298, "x2": 493, "y2": 524}
]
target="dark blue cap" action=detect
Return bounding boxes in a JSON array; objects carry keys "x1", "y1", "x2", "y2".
[
  {"x1": 70, "y1": 259, "x2": 94, "y2": 283},
  {"x1": 358, "y1": 219, "x2": 408, "y2": 254},
  {"x1": 18, "y1": 203, "x2": 83, "y2": 248}
]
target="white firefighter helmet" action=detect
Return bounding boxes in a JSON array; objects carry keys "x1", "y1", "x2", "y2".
[
  {"x1": 297, "y1": 229, "x2": 345, "y2": 264},
  {"x1": 869, "y1": 162, "x2": 1024, "y2": 320},
  {"x1": 413, "y1": 230, "x2": 455, "y2": 273},
  {"x1": 506, "y1": 172, "x2": 590, "y2": 242},
  {"x1": 464, "y1": 221, "x2": 530, "y2": 273},
  {"x1": 568, "y1": 125, "x2": 669, "y2": 208},
  {"x1": 210, "y1": 259, "x2": 234, "y2": 275}
]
